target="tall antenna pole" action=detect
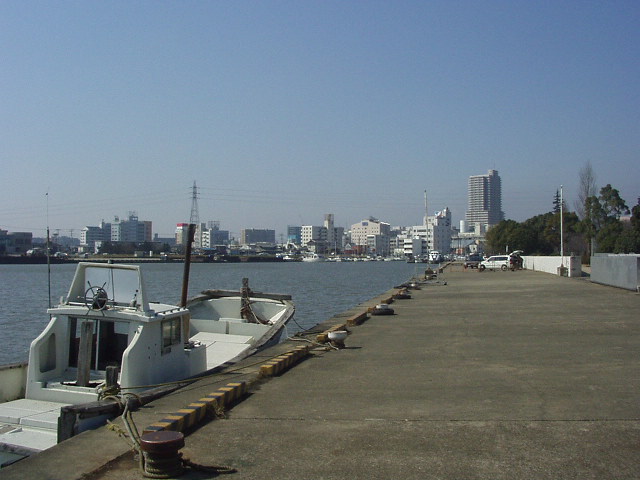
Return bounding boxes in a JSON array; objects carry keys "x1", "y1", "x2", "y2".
[
  {"x1": 46, "y1": 191, "x2": 51, "y2": 308},
  {"x1": 423, "y1": 190, "x2": 428, "y2": 226}
]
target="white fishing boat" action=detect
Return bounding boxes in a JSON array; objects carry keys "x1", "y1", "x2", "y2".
[
  {"x1": 0, "y1": 262, "x2": 294, "y2": 462},
  {"x1": 301, "y1": 253, "x2": 325, "y2": 262}
]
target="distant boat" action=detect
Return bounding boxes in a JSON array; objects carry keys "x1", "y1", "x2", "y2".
[
  {"x1": 0, "y1": 262, "x2": 294, "y2": 459},
  {"x1": 429, "y1": 251, "x2": 444, "y2": 263},
  {"x1": 301, "y1": 253, "x2": 325, "y2": 262}
]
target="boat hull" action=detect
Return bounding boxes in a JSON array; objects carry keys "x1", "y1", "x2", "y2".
[{"x1": 0, "y1": 263, "x2": 295, "y2": 462}]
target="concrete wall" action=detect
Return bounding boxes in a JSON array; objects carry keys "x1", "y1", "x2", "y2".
[
  {"x1": 522, "y1": 255, "x2": 582, "y2": 278},
  {"x1": 0, "y1": 362, "x2": 27, "y2": 402},
  {"x1": 590, "y1": 254, "x2": 640, "y2": 291}
]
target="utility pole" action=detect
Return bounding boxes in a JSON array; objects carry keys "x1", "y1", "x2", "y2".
[
  {"x1": 189, "y1": 181, "x2": 200, "y2": 226},
  {"x1": 189, "y1": 181, "x2": 200, "y2": 248}
]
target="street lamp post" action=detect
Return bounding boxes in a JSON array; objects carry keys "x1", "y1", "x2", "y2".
[{"x1": 560, "y1": 185, "x2": 564, "y2": 267}]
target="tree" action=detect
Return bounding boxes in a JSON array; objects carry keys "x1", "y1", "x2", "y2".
[
  {"x1": 614, "y1": 199, "x2": 640, "y2": 253},
  {"x1": 487, "y1": 211, "x2": 582, "y2": 257},
  {"x1": 597, "y1": 220, "x2": 624, "y2": 252},
  {"x1": 580, "y1": 195, "x2": 606, "y2": 240},
  {"x1": 579, "y1": 185, "x2": 632, "y2": 254},
  {"x1": 599, "y1": 184, "x2": 629, "y2": 219},
  {"x1": 575, "y1": 161, "x2": 597, "y2": 219},
  {"x1": 553, "y1": 190, "x2": 561, "y2": 214},
  {"x1": 485, "y1": 220, "x2": 519, "y2": 254}
]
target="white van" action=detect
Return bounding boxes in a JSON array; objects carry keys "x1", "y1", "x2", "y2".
[{"x1": 479, "y1": 255, "x2": 510, "y2": 271}]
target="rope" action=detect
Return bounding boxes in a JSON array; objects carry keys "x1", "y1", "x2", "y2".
[
  {"x1": 182, "y1": 457, "x2": 237, "y2": 475},
  {"x1": 105, "y1": 392, "x2": 237, "y2": 477},
  {"x1": 101, "y1": 328, "x2": 338, "y2": 476},
  {"x1": 240, "y1": 299, "x2": 269, "y2": 325},
  {"x1": 96, "y1": 382, "x2": 121, "y2": 400}
]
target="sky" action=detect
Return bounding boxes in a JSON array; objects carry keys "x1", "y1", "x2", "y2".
[{"x1": 1, "y1": 1, "x2": 638, "y2": 239}]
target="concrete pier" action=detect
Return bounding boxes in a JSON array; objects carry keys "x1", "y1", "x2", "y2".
[{"x1": 2, "y1": 269, "x2": 639, "y2": 479}]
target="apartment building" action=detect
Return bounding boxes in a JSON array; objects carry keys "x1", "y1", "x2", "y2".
[{"x1": 465, "y1": 169, "x2": 504, "y2": 231}]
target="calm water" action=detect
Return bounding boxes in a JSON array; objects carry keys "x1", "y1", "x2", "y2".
[{"x1": 0, "y1": 261, "x2": 418, "y2": 364}]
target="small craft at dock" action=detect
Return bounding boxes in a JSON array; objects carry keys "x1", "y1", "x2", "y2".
[
  {"x1": 301, "y1": 253, "x2": 325, "y2": 262},
  {"x1": 371, "y1": 303, "x2": 394, "y2": 315},
  {"x1": 0, "y1": 262, "x2": 294, "y2": 462},
  {"x1": 394, "y1": 289, "x2": 411, "y2": 300}
]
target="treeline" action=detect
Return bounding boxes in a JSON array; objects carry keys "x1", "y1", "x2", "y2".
[{"x1": 486, "y1": 183, "x2": 639, "y2": 260}]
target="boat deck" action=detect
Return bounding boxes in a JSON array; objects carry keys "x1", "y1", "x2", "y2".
[
  {"x1": 0, "y1": 399, "x2": 68, "y2": 453},
  {"x1": 190, "y1": 332, "x2": 254, "y2": 369}
]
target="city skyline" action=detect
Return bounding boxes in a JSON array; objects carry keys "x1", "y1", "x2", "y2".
[
  {"x1": 4, "y1": 165, "x2": 636, "y2": 242},
  {"x1": 1, "y1": 2, "x2": 638, "y2": 238}
]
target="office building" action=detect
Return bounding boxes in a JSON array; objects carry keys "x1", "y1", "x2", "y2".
[
  {"x1": 350, "y1": 218, "x2": 391, "y2": 245},
  {"x1": 241, "y1": 229, "x2": 276, "y2": 245}
]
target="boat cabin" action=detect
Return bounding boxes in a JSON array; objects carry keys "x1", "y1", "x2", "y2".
[{"x1": 25, "y1": 263, "x2": 202, "y2": 405}]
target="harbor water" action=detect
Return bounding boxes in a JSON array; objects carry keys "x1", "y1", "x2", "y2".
[{"x1": 0, "y1": 261, "x2": 418, "y2": 365}]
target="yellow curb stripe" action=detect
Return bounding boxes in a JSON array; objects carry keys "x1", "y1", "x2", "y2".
[
  {"x1": 259, "y1": 346, "x2": 311, "y2": 377},
  {"x1": 142, "y1": 381, "x2": 248, "y2": 435}
]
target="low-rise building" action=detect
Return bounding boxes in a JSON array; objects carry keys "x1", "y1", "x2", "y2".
[
  {"x1": 299, "y1": 214, "x2": 344, "y2": 253},
  {"x1": 201, "y1": 222, "x2": 230, "y2": 248},
  {"x1": 0, "y1": 230, "x2": 33, "y2": 254},
  {"x1": 111, "y1": 213, "x2": 152, "y2": 243},
  {"x1": 80, "y1": 226, "x2": 104, "y2": 251},
  {"x1": 367, "y1": 234, "x2": 390, "y2": 257}
]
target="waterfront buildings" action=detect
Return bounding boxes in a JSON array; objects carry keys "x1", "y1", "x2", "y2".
[
  {"x1": 301, "y1": 225, "x2": 325, "y2": 247},
  {"x1": 80, "y1": 214, "x2": 151, "y2": 251},
  {"x1": 201, "y1": 221, "x2": 230, "y2": 248},
  {"x1": 402, "y1": 237, "x2": 424, "y2": 258},
  {"x1": 428, "y1": 208, "x2": 453, "y2": 252},
  {"x1": 287, "y1": 226, "x2": 302, "y2": 245},
  {"x1": 241, "y1": 228, "x2": 276, "y2": 245},
  {"x1": 401, "y1": 205, "x2": 453, "y2": 258},
  {"x1": 465, "y1": 169, "x2": 504, "y2": 232},
  {"x1": 152, "y1": 234, "x2": 176, "y2": 247},
  {"x1": 350, "y1": 218, "x2": 391, "y2": 245},
  {"x1": 0, "y1": 229, "x2": 32, "y2": 254},
  {"x1": 80, "y1": 225, "x2": 104, "y2": 251},
  {"x1": 350, "y1": 218, "x2": 391, "y2": 256},
  {"x1": 175, "y1": 221, "x2": 230, "y2": 249},
  {"x1": 299, "y1": 214, "x2": 345, "y2": 254},
  {"x1": 175, "y1": 223, "x2": 190, "y2": 246},
  {"x1": 110, "y1": 214, "x2": 152, "y2": 243}
]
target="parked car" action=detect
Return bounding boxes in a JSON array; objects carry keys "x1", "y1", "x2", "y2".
[
  {"x1": 479, "y1": 255, "x2": 510, "y2": 271},
  {"x1": 464, "y1": 254, "x2": 482, "y2": 269}
]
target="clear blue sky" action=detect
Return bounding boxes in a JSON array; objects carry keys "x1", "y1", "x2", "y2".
[{"x1": 1, "y1": 1, "x2": 638, "y2": 239}]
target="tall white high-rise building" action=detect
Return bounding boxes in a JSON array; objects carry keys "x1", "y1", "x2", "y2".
[{"x1": 465, "y1": 169, "x2": 504, "y2": 231}]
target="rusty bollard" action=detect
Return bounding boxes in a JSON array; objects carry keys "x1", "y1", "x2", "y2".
[{"x1": 139, "y1": 430, "x2": 185, "y2": 478}]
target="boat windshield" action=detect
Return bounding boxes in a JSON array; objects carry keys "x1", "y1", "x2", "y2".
[{"x1": 68, "y1": 264, "x2": 144, "y2": 308}]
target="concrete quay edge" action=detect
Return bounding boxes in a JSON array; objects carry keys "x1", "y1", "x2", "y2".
[
  {"x1": 3, "y1": 268, "x2": 639, "y2": 479},
  {"x1": 0, "y1": 280, "x2": 403, "y2": 479}
]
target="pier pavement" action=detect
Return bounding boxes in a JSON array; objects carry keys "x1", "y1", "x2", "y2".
[{"x1": 3, "y1": 268, "x2": 639, "y2": 479}]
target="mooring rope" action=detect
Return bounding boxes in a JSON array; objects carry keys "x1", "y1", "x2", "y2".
[{"x1": 105, "y1": 392, "x2": 236, "y2": 477}]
